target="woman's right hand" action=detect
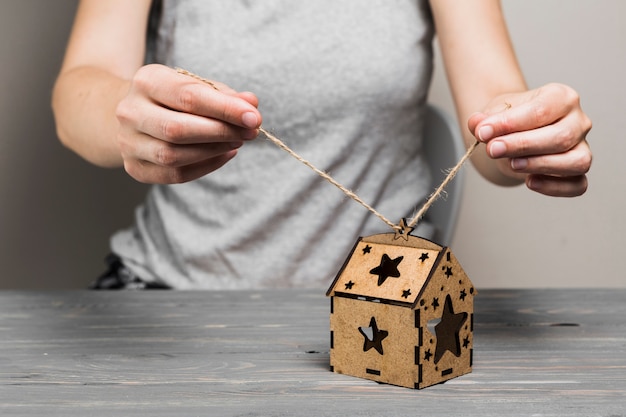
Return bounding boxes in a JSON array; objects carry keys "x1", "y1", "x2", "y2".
[{"x1": 115, "y1": 64, "x2": 262, "y2": 184}]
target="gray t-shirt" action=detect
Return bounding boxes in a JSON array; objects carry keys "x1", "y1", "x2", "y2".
[{"x1": 111, "y1": 0, "x2": 435, "y2": 289}]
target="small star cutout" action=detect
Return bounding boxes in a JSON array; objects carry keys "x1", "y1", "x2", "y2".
[
  {"x1": 370, "y1": 254, "x2": 403, "y2": 286},
  {"x1": 344, "y1": 281, "x2": 355, "y2": 290},
  {"x1": 443, "y1": 266, "x2": 454, "y2": 278},
  {"x1": 362, "y1": 245, "x2": 372, "y2": 255},
  {"x1": 401, "y1": 289, "x2": 412, "y2": 299},
  {"x1": 358, "y1": 317, "x2": 388, "y2": 355},
  {"x1": 463, "y1": 336, "x2": 470, "y2": 349},
  {"x1": 393, "y1": 218, "x2": 414, "y2": 241},
  {"x1": 424, "y1": 349, "x2": 433, "y2": 361},
  {"x1": 434, "y1": 295, "x2": 468, "y2": 364},
  {"x1": 431, "y1": 297, "x2": 440, "y2": 310},
  {"x1": 460, "y1": 289, "x2": 467, "y2": 301},
  {"x1": 419, "y1": 253, "x2": 430, "y2": 262}
]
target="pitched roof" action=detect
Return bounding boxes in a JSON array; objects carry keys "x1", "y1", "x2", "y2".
[{"x1": 326, "y1": 234, "x2": 457, "y2": 307}]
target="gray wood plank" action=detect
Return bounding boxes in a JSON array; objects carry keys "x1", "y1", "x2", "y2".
[{"x1": 0, "y1": 289, "x2": 625, "y2": 416}]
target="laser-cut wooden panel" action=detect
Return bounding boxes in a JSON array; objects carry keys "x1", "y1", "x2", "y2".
[
  {"x1": 329, "y1": 239, "x2": 439, "y2": 304},
  {"x1": 330, "y1": 297, "x2": 419, "y2": 388}
]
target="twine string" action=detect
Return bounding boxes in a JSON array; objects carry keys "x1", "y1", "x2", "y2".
[
  {"x1": 259, "y1": 127, "x2": 400, "y2": 231},
  {"x1": 407, "y1": 139, "x2": 479, "y2": 229},
  {"x1": 176, "y1": 68, "x2": 478, "y2": 232}
]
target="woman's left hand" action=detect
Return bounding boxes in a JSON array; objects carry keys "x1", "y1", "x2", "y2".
[{"x1": 468, "y1": 83, "x2": 592, "y2": 197}]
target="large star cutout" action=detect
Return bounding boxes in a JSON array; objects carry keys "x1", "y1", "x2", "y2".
[
  {"x1": 434, "y1": 295, "x2": 468, "y2": 364},
  {"x1": 358, "y1": 317, "x2": 388, "y2": 355},
  {"x1": 369, "y1": 254, "x2": 403, "y2": 286}
]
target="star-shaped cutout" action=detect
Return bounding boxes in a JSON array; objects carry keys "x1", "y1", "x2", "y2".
[
  {"x1": 460, "y1": 289, "x2": 467, "y2": 301},
  {"x1": 401, "y1": 289, "x2": 412, "y2": 299},
  {"x1": 443, "y1": 266, "x2": 454, "y2": 278},
  {"x1": 431, "y1": 297, "x2": 440, "y2": 310},
  {"x1": 369, "y1": 254, "x2": 403, "y2": 286},
  {"x1": 434, "y1": 295, "x2": 468, "y2": 364},
  {"x1": 419, "y1": 252, "x2": 429, "y2": 262},
  {"x1": 358, "y1": 317, "x2": 388, "y2": 355},
  {"x1": 424, "y1": 349, "x2": 433, "y2": 361},
  {"x1": 344, "y1": 280, "x2": 355, "y2": 290},
  {"x1": 393, "y1": 218, "x2": 414, "y2": 241},
  {"x1": 463, "y1": 335, "x2": 470, "y2": 349},
  {"x1": 362, "y1": 245, "x2": 372, "y2": 255}
]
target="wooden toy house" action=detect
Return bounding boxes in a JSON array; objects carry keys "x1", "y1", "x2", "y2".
[{"x1": 326, "y1": 231, "x2": 476, "y2": 389}]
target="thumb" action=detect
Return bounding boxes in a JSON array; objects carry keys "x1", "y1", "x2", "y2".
[{"x1": 467, "y1": 112, "x2": 489, "y2": 140}]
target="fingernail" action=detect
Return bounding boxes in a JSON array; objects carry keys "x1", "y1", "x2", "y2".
[
  {"x1": 527, "y1": 176, "x2": 543, "y2": 190},
  {"x1": 478, "y1": 125, "x2": 494, "y2": 142},
  {"x1": 511, "y1": 158, "x2": 527, "y2": 170},
  {"x1": 489, "y1": 141, "x2": 507, "y2": 158},
  {"x1": 242, "y1": 112, "x2": 259, "y2": 128}
]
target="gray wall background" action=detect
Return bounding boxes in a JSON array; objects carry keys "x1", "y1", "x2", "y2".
[
  {"x1": 0, "y1": 0, "x2": 624, "y2": 289},
  {"x1": 0, "y1": 0, "x2": 147, "y2": 289}
]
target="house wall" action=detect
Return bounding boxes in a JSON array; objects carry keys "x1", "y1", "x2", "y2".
[
  {"x1": 330, "y1": 296, "x2": 421, "y2": 389},
  {"x1": 0, "y1": 0, "x2": 624, "y2": 288}
]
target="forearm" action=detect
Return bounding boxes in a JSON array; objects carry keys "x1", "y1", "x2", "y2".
[
  {"x1": 51, "y1": 0, "x2": 153, "y2": 168},
  {"x1": 52, "y1": 66, "x2": 129, "y2": 168},
  {"x1": 431, "y1": 0, "x2": 591, "y2": 197},
  {"x1": 430, "y1": 0, "x2": 526, "y2": 186}
]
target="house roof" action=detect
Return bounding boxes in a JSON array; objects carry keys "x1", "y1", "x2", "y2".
[{"x1": 326, "y1": 233, "x2": 460, "y2": 307}]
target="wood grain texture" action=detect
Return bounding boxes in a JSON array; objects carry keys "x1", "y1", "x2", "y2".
[{"x1": 1, "y1": 289, "x2": 625, "y2": 416}]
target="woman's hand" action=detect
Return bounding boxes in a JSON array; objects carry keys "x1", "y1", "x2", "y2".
[
  {"x1": 468, "y1": 83, "x2": 592, "y2": 197},
  {"x1": 115, "y1": 64, "x2": 262, "y2": 184}
]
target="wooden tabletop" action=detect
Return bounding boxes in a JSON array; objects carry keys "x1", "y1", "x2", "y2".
[{"x1": 1, "y1": 289, "x2": 624, "y2": 416}]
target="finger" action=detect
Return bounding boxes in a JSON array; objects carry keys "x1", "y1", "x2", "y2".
[
  {"x1": 467, "y1": 112, "x2": 489, "y2": 138},
  {"x1": 117, "y1": 98, "x2": 259, "y2": 145},
  {"x1": 124, "y1": 150, "x2": 239, "y2": 184},
  {"x1": 468, "y1": 102, "x2": 522, "y2": 140},
  {"x1": 510, "y1": 140, "x2": 592, "y2": 177},
  {"x1": 484, "y1": 115, "x2": 586, "y2": 159},
  {"x1": 526, "y1": 174, "x2": 588, "y2": 197},
  {"x1": 135, "y1": 65, "x2": 262, "y2": 129},
  {"x1": 475, "y1": 85, "x2": 581, "y2": 142},
  {"x1": 237, "y1": 91, "x2": 260, "y2": 107},
  {"x1": 144, "y1": 108, "x2": 259, "y2": 145},
  {"x1": 123, "y1": 132, "x2": 244, "y2": 169},
  {"x1": 476, "y1": 103, "x2": 564, "y2": 143},
  {"x1": 166, "y1": 82, "x2": 261, "y2": 129}
]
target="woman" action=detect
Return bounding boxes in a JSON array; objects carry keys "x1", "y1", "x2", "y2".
[{"x1": 52, "y1": 0, "x2": 592, "y2": 289}]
